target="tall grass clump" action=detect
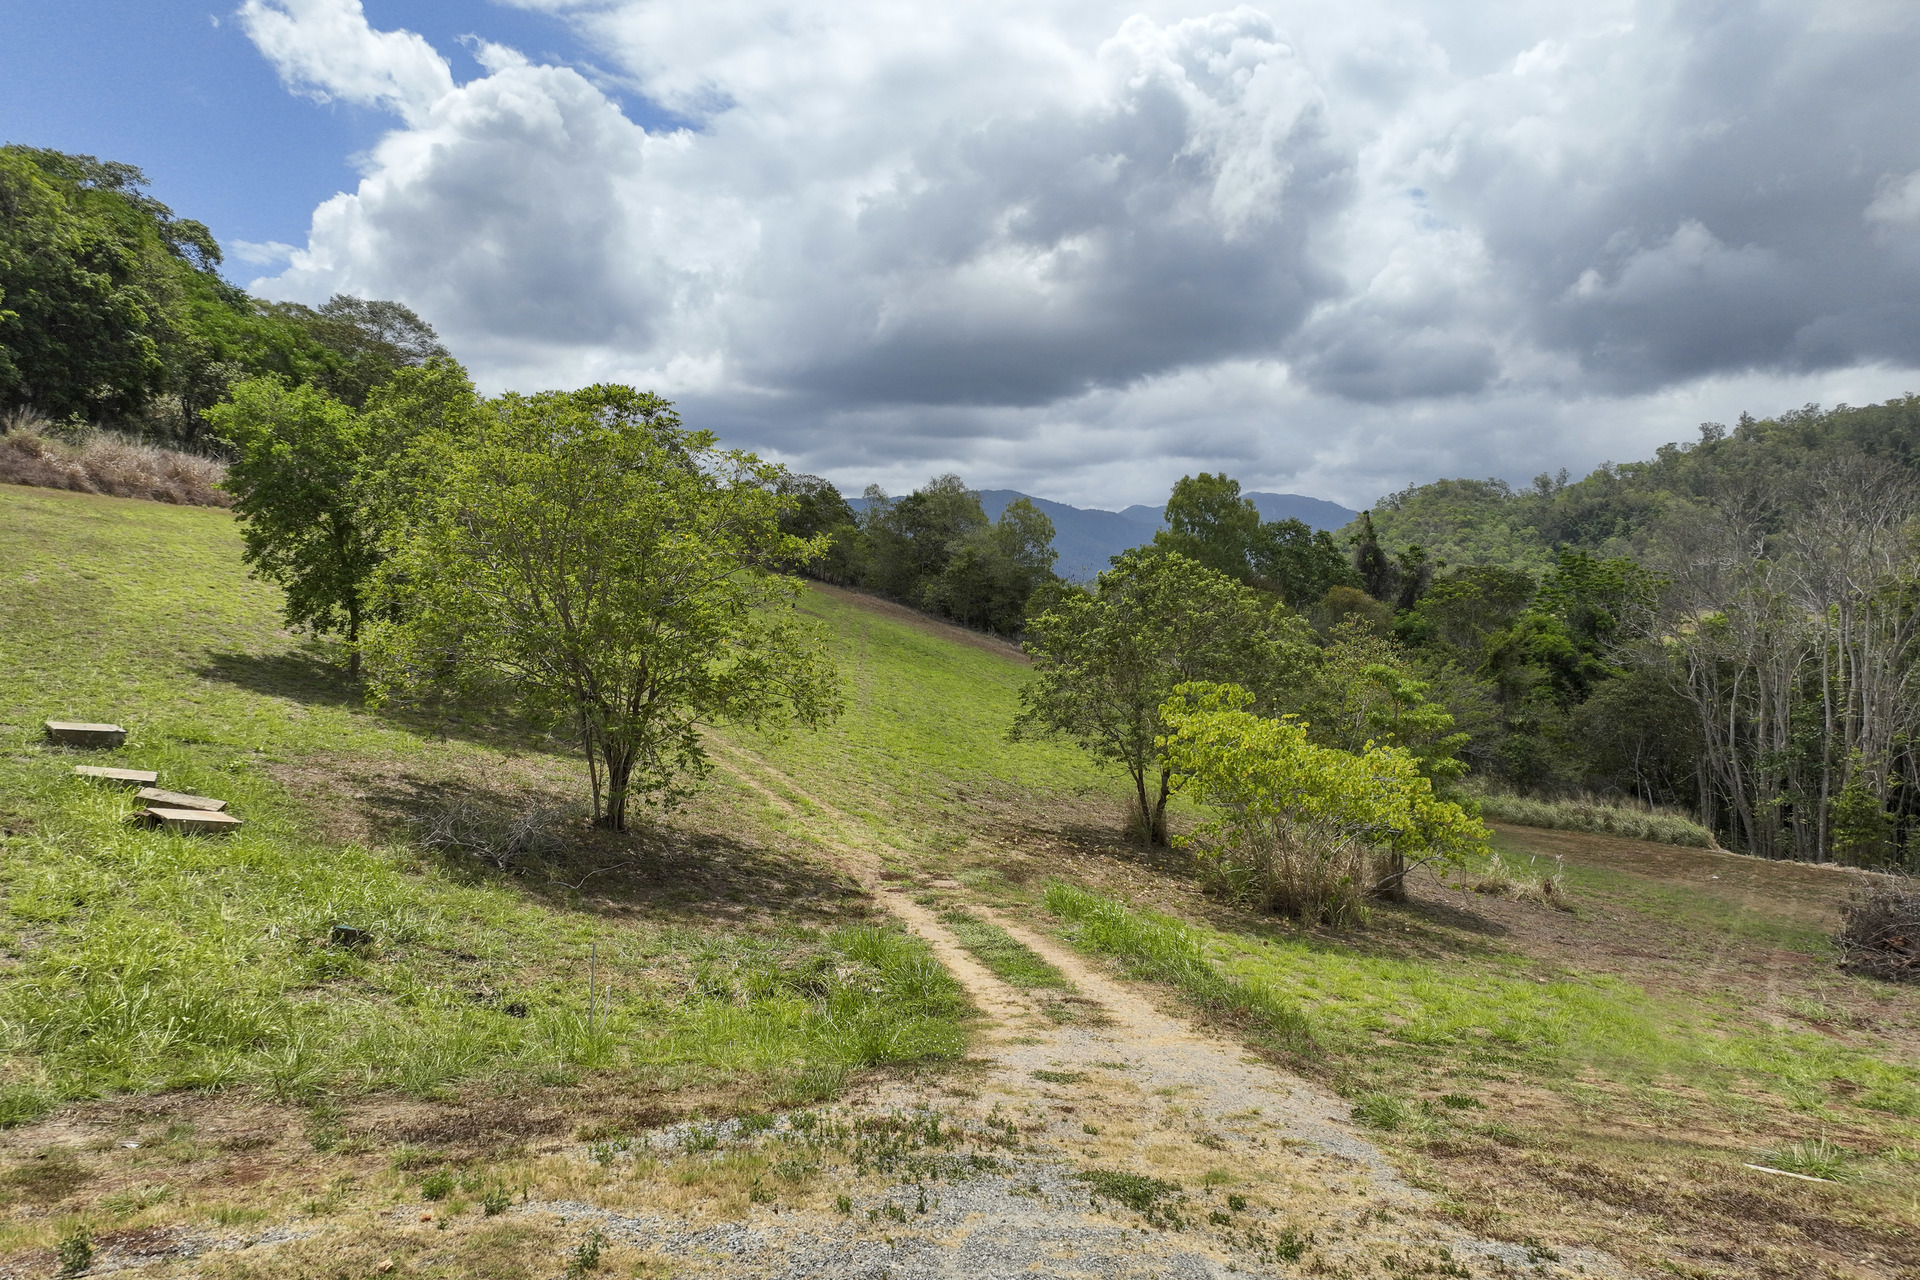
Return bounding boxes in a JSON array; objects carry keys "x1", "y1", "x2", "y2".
[
  {"x1": 0, "y1": 416, "x2": 229, "y2": 507},
  {"x1": 1043, "y1": 881, "x2": 1314, "y2": 1057},
  {"x1": 1473, "y1": 789, "x2": 1713, "y2": 848},
  {"x1": 1192, "y1": 815, "x2": 1372, "y2": 929}
]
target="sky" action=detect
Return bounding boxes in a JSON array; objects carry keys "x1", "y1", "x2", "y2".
[{"x1": 4, "y1": 0, "x2": 1919, "y2": 511}]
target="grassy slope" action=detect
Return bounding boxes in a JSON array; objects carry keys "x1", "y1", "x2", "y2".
[
  {"x1": 0, "y1": 487, "x2": 973, "y2": 1120},
  {"x1": 3, "y1": 483, "x2": 1919, "y2": 1277}
]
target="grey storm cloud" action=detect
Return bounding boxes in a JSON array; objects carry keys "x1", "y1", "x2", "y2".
[
  {"x1": 1430, "y1": 0, "x2": 1920, "y2": 393},
  {"x1": 240, "y1": 0, "x2": 1920, "y2": 507}
]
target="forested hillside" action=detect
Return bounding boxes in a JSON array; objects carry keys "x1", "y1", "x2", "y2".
[
  {"x1": 1340, "y1": 399, "x2": 1920, "y2": 865},
  {"x1": 0, "y1": 145, "x2": 444, "y2": 445}
]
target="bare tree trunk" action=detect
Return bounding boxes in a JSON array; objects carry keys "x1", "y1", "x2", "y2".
[
  {"x1": 599, "y1": 739, "x2": 636, "y2": 832},
  {"x1": 580, "y1": 710, "x2": 602, "y2": 825},
  {"x1": 1373, "y1": 849, "x2": 1409, "y2": 901},
  {"x1": 1130, "y1": 766, "x2": 1155, "y2": 845},
  {"x1": 1150, "y1": 768, "x2": 1173, "y2": 847}
]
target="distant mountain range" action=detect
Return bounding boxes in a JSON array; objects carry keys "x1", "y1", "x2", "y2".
[{"x1": 851, "y1": 488, "x2": 1359, "y2": 580}]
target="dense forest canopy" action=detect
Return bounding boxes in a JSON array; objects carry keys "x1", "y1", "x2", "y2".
[
  {"x1": 1340, "y1": 398, "x2": 1920, "y2": 868},
  {"x1": 0, "y1": 145, "x2": 444, "y2": 446}
]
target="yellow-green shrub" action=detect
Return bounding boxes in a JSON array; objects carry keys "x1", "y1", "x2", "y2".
[{"x1": 1161, "y1": 682, "x2": 1487, "y2": 924}]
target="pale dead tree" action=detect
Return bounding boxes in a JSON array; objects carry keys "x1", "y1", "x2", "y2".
[
  {"x1": 1778, "y1": 458, "x2": 1920, "y2": 855},
  {"x1": 1654, "y1": 458, "x2": 1920, "y2": 862},
  {"x1": 1652, "y1": 502, "x2": 1812, "y2": 858}
]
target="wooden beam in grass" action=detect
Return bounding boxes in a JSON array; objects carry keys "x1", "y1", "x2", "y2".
[
  {"x1": 135, "y1": 787, "x2": 227, "y2": 812},
  {"x1": 73, "y1": 765, "x2": 158, "y2": 785},
  {"x1": 45, "y1": 721, "x2": 127, "y2": 748},
  {"x1": 130, "y1": 807, "x2": 241, "y2": 834}
]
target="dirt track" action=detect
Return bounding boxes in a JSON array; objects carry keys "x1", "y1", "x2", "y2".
[{"x1": 661, "y1": 745, "x2": 1633, "y2": 1278}]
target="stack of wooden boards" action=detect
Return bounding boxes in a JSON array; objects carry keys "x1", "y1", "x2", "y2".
[{"x1": 54, "y1": 721, "x2": 243, "y2": 835}]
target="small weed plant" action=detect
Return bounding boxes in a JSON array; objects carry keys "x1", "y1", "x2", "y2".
[
  {"x1": 565, "y1": 1228, "x2": 605, "y2": 1276},
  {"x1": 56, "y1": 1225, "x2": 93, "y2": 1276},
  {"x1": 1764, "y1": 1137, "x2": 1852, "y2": 1181}
]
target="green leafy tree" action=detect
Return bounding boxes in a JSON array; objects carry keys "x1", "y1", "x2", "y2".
[
  {"x1": 927, "y1": 498, "x2": 1059, "y2": 634},
  {"x1": 208, "y1": 359, "x2": 480, "y2": 676},
  {"x1": 363, "y1": 386, "x2": 843, "y2": 830},
  {"x1": 1014, "y1": 548, "x2": 1317, "y2": 845},
  {"x1": 0, "y1": 148, "x2": 166, "y2": 420},
  {"x1": 207, "y1": 378, "x2": 379, "y2": 673},
  {"x1": 257, "y1": 295, "x2": 448, "y2": 409},
  {"x1": 0, "y1": 146, "x2": 451, "y2": 444},
  {"x1": 860, "y1": 474, "x2": 990, "y2": 601},
  {"x1": 775, "y1": 473, "x2": 863, "y2": 583},
  {"x1": 1156, "y1": 472, "x2": 1359, "y2": 605},
  {"x1": 1306, "y1": 620, "x2": 1469, "y2": 786},
  {"x1": 1163, "y1": 682, "x2": 1488, "y2": 921},
  {"x1": 1348, "y1": 511, "x2": 1400, "y2": 603},
  {"x1": 1250, "y1": 518, "x2": 1360, "y2": 606},
  {"x1": 1155, "y1": 473, "x2": 1263, "y2": 580}
]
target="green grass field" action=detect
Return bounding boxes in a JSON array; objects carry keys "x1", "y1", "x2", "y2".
[
  {"x1": 0, "y1": 487, "x2": 978, "y2": 1119},
  {"x1": 3, "y1": 482, "x2": 1918, "y2": 1278}
]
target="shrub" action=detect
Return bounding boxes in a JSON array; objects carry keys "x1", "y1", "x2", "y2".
[
  {"x1": 1161, "y1": 682, "x2": 1487, "y2": 923},
  {"x1": 1193, "y1": 813, "x2": 1372, "y2": 929},
  {"x1": 1473, "y1": 790, "x2": 1713, "y2": 848},
  {"x1": 0, "y1": 418, "x2": 229, "y2": 507},
  {"x1": 1463, "y1": 850, "x2": 1573, "y2": 911},
  {"x1": 1837, "y1": 878, "x2": 1920, "y2": 981}
]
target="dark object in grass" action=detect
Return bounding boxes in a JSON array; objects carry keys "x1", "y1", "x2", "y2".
[
  {"x1": 129, "y1": 806, "x2": 241, "y2": 834},
  {"x1": 330, "y1": 924, "x2": 373, "y2": 949},
  {"x1": 45, "y1": 720, "x2": 126, "y2": 748},
  {"x1": 72, "y1": 764, "x2": 157, "y2": 785},
  {"x1": 135, "y1": 786, "x2": 226, "y2": 812},
  {"x1": 1837, "y1": 879, "x2": 1920, "y2": 981},
  {"x1": 504, "y1": 1001, "x2": 529, "y2": 1018}
]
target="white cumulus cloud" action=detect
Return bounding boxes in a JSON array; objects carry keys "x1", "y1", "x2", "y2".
[{"x1": 242, "y1": 0, "x2": 1920, "y2": 508}]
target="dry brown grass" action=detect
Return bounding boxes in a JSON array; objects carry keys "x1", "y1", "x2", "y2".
[{"x1": 0, "y1": 417, "x2": 228, "y2": 507}]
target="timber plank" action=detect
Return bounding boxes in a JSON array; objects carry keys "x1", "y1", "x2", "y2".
[
  {"x1": 131, "y1": 807, "x2": 242, "y2": 834},
  {"x1": 73, "y1": 766, "x2": 158, "y2": 786},
  {"x1": 135, "y1": 787, "x2": 227, "y2": 812}
]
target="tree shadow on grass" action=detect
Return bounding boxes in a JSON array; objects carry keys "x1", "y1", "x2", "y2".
[
  {"x1": 358, "y1": 772, "x2": 865, "y2": 929},
  {"x1": 194, "y1": 647, "x2": 569, "y2": 758}
]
